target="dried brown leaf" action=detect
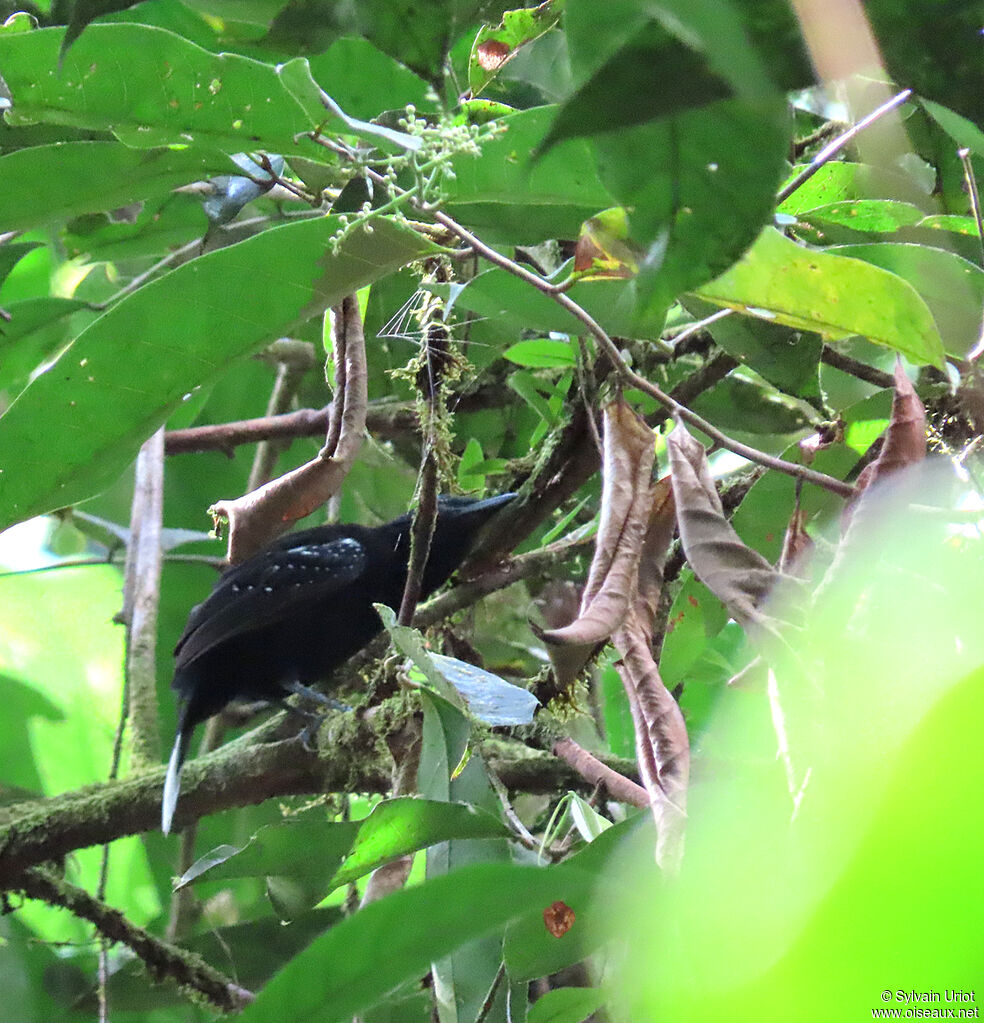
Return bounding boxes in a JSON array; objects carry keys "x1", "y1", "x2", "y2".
[
  {"x1": 844, "y1": 360, "x2": 926, "y2": 529},
  {"x1": 666, "y1": 421, "x2": 780, "y2": 627},
  {"x1": 540, "y1": 401, "x2": 655, "y2": 650},
  {"x1": 778, "y1": 506, "x2": 814, "y2": 578},
  {"x1": 213, "y1": 297, "x2": 367, "y2": 562},
  {"x1": 613, "y1": 620, "x2": 689, "y2": 872}
]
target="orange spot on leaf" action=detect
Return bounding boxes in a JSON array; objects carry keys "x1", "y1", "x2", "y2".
[{"x1": 543, "y1": 900, "x2": 575, "y2": 938}]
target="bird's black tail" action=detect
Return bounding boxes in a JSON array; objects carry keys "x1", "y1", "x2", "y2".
[{"x1": 162, "y1": 709, "x2": 193, "y2": 836}]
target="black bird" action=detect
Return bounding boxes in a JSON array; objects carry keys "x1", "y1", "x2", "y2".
[{"x1": 162, "y1": 492, "x2": 515, "y2": 834}]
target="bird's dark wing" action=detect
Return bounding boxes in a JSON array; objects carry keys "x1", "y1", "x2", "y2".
[{"x1": 174, "y1": 535, "x2": 369, "y2": 669}]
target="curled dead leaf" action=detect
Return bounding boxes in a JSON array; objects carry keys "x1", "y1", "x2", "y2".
[
  {"x1": 666, "y1": 420, "x2": 779, "y2": 627},
  {"x1": 536, "y1": 402, "x2": 655, "y2": 686},
  {"x1": 843, "y1": 359, "x2": 926, "y2": 530},
  {"x1": 213, "y1": 297, "x2": 367, "y2": 562}
]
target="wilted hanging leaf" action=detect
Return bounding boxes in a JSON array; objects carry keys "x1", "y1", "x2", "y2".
[
  {"x1": 843, "y1": 359, "x2": 926, "y2": 529},
  {"x1": 666, "y1": 421, "x2": 780, "y2": 627},
  {"x1": 632, "y1": 478, "x2": 676, "y2": 635},
  {"x1": 536, "y1": 401, "x2": 655, "y2": 684},
  {"x1": 611, "y1": 475, "x2": 687, "y2": 872},
  {"x1": 778, "y1": 505, "x2": 814, "y2": 578}
]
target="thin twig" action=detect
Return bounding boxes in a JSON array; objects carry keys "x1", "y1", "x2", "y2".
[
  {"x1": 820, "y1": 344, "x2": 896, "y2": 389},
  {"x1": 957, "y1": 148, "x2": 984, "y2": 267},
  {"x1": 552, "y1": 737, "x2": 650, "y2": 808},
  {"x1": 776, "y1": 88, "x2": 913, "y2": 204},
  {"x1": 398, "y1": 451, "x2": 439, "y2": 625},
  {"x1": 431, "y1": 210, "x2": 855, "y2": 499}
]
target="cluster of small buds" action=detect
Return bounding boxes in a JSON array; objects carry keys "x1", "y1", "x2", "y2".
[{"x1": 324, "y1": 104, "x2": 508, "y2": 250}]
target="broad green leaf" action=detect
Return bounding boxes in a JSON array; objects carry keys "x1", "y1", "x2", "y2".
[
  {"x1": 435, "y1": 266, "x2": 664, "y2": 339},
  {"x1": 551, "y1": 0, "x2": 775, "y2": 152},
  {"x1": 0, "y1": 216, "x2": 434, "y2": 530},
  {"x1": 419, "y1": 690, "x2": 512, "y2": 1023},
  {"x1": 691, "y1": 374, "x2": 811, "y2": 435},
  {"x1": 331, "y1": 798, "x2": 510, "y2": 891},
  {"x1": 595, "y1": 96, "x2": 791, "y2": 311},
  {"x1": 0, "y1": 242, "x2": 40, "y2": 286},
  {"x1": 681, "y1": 296, "x2": 822, "y2": 403},
  {"x1": 695, "y1": 227, "x2": 946, "y2": 368},
  {"x1": 503, "y1": 339, "x2": 576, "y2": 369},
  {"x1": 445, "y1": 107, "x2": 615, "y2": 245},
  {"x1": 429, "y1": 653, "x2": 539, "y2": 726},
  {"x1": 503, "y1": 815, "x2": 649, "y2": 983},
  {"x1": 0, "y1": 142, "x2": 231, "y2": 232},
  {"x1": 265, "y1": 0, "x2": 460, "y2": 81},
  {"x1": 468, "y1": 2, "x2": 565, "y2": 97},
  {"x1": 64, "y1": 194, "x2": 208, "y2": 262},
  {"x1": 238, "y1": 862, "x2": 593, "y2": 1023},
  {"x1": 377, "y1": 605, "x2": 538, "y2": 725},
  {"x1": 798, "y1": 199, "x2": 925, "y2": 235},
  {"x1": 828, "y1": 243, "x2": 984, "y2": 358},
  {"x1": 0, "y1": 24, "x2": 328, "y2": 151},
  {"x1": 306, "y1": 37, "x2": 430, "y2": 120},
  {"x1": 778, "y1": 162, "x2": 933, "y2": 216},
  {"x1": 60, "y1": 0, "x2": 147, "y2": 60},
  {"x1": 177, "y1": 799, "x2": 508, "y2": 892},
  {"x1": 527, "y1": 987, "x2": 607, "y2": 1023},
  {"x1": 0, "y1": 298, "x2": 89, "y2": 401}
]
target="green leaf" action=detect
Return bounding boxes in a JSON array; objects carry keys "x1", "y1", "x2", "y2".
[
  {"x1": 694, "y1": 227, "x2": 946, "y2": 368},
  {"x1": 331, "y1": 799, "x2": 510, "y2": 891},
  {"x1": 0, "y1": 242, "x2": 40, "y2": 287},
  {"x1": 549, "y1": 0, "x2": 776, "y2": 152},
  {"x1": 797, "y1": 199, "x2": 925, "y2": 236},
  {"x1": 596, "y1": 96, "x2": 791, "y2": 311},
  {"x1": 827, "y1": 243, "x2": 984, "y2": 358},
  {"x1": 436, "y1": 267, "x2": 664, "y2": 340},
  {"x1": 681, "y1": 296, "x2": 822, "y2": 403},
  {"x1": 445, "y1": 106, "x2": 615, "y2": 245},
  {"x1": 429, "y1": 653, "x2": 539, "y2": 726},
  {"x1": 60, "y1": 0, "x2": 147, "y2": 61},
  {"x1": 0, "y1": 298, "x2": 89, "y2": 401},
  {"x1": 0, "y1": 143, "x2": 232, "y2": 232},
  {"x1": 178, "y1": 799, "x2": 509, "y2": 894},
  {"x1": 468, "y1": 2, "x2": 565, "y2": 97},
  {"x1": 306, "y1": 38, "x2": 430, "y2": 121},
  {"x1": 527, "y1": 987, "x2": 607, "y2": 1023},
  {"x1": 238, "y1": 863, "x2": 591, "y2": 1023},
  {"x1": 376, "y1": 605, "x2": 538, "y2": 725},
  {"x1": 0, "y1": 216, "x2": 434, "y2": 530},
  {"x1": 778, "y1": 162, "x2": 932, "y2": 216},
  {"x1": 503, "y1": 816, "x2": 649, "y2": 983},
  {"x1": 502, "y1": 339, "x2": 576, "y2": 369},
  {"x1": 0, "y1": 24, "x2": 328, "y2": 151}
]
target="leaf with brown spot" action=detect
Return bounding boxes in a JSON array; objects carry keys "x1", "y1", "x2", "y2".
[
  {"x1": 666, "y1": 420, "x2": 780, "y2": 627},
  {"x1": 543, "y1": 900, "x2": 575, "y2": 938},
  {"x1": 476, "y1": 39, "x2": 512, "y2": 71}
]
